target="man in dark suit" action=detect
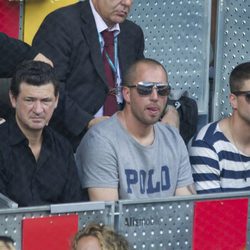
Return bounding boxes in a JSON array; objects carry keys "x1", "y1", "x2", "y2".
[{"x1": 32, "y1": 0, "x2": 145, "y2": 150}]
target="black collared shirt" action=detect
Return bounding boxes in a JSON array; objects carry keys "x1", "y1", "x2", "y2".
[{"x1": 0, "y1": 118, "x2": 83, "y2": 207}]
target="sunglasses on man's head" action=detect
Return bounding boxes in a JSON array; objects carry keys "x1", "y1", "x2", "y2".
[
  {"x1": 126, "y1": 81, "x2": 171, "y2": 96},
  {"x1": 232, "y1": 91, "x2": 250, "y2": 103}
]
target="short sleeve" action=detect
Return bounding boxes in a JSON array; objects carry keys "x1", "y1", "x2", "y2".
[
  {"x1": 76, "y1": 128, "x2": 119, "y2": 189},
  {"x1": 189, "y1": 137, "x2": 221, "y2": 193}
]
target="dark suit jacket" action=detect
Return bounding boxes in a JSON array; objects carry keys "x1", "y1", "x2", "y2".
[
  {"x1": 32, "y1": 0, "x2": 145, "y2": 149},
  {"x1": 0, "y1": 32, "x2": 37, "y2": 78}
]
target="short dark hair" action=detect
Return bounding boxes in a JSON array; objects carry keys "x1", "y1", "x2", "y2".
[
  {"x1": 10, "y1": 60, "x2": 59, "y2": 97},
  {"x1": 229, "y1": 62, "x2": 250, "y2": 92},
  {"x1": 123, "y1": 58, "x2": 168, "y2": 86}
]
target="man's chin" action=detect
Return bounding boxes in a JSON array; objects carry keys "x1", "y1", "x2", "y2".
[
  {"x1": 113, "y1": 15, "x2": 127, "y2": 24},
  {"x1": 144, "y1": 116, "x2": 160, "y2": 126},
  {"x1": 29, "y1": 122, "x2": 46, "y2": 131}
]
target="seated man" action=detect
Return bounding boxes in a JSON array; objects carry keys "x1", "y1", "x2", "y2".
[
  {"x1": 189, "y1": 62, "x2": 250, "y2": 193},
  {"x1": 76, "y1": 58, "x2": 195, "y2": 201},
  {"x1": 0, "y1": 60, "x2": 82, "y2": 206}
]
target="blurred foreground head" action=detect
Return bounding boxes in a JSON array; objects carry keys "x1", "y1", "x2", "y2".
[{"x1": 72, "y1": 223, "x2": 129, "y2": 250}]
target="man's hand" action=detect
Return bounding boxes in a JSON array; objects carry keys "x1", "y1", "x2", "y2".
[
  {"x1": 161, "y1": 105, "x2": 180, "y2": 129},
  {"x1": 0, "y1": 118, "x2": 5, "y2": 125},
  {"x1": 87, "y1": 116, "x2": 110, "y2": 129},
  {"x1": 33, "y1": 53, "x2": 53, "y2": 67}
]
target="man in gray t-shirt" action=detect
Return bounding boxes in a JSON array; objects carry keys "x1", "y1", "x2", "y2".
[{"x1": 76, "y1": 58, "x2": 195, "y2": 201}]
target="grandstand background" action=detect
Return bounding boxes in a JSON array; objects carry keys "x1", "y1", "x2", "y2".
[
  {"x1": 1, "y1": 0, "x2": 250, "y2": 124},
  {"x1": 1, "y1": 0, "x2": 250, "y2": 249}
]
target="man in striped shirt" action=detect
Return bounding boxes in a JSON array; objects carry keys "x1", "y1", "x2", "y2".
[{"x1": 189, "y1": 62, "x2": 250, "y2": 193}]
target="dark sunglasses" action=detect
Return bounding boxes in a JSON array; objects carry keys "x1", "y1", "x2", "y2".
[
  {"x1": 126, "y1": 81, "x2": 171, "y2": 96},
  {"x1": 232, "y1": 91, "x2": 250, "y2": 103}
]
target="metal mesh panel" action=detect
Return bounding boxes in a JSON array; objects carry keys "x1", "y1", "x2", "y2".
[
  {"x1": 0, "y1": 202, "x2": 114, "y2": 250},
  {"x1": 118, "y1": 199, "x2": 194, "y2": 249},
  {"x1": 213, "y1": 0, "x2": 250, "y2": 120},
  {"x1": 0, "y1": 194, "x2": 250, "y2": 249},
  {"x1": 129, "y1": 0, "x2": 211, "y2": 114},
  {"x1": 78, "y1": 203, "x2": 114, "y2": 229},
  {"x1": 0, "y1": 208, "x2": 51, "y2": 250}
]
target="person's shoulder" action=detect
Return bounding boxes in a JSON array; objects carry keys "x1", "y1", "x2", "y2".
[
  {"x1": 83, "y1": 115, "x2": 126, "y2": 148},
  {"x1": 0, "y1": 121, "x2": 9, "y2": 141},
  {"x1": 52, "y1": 2, "x2": 82, "y2": 13},
  {"x1": 45, "y1": 126, "x2": 73, "y2": 151},
  {"x1": 156, "y1": 122, "x2": 181, "y2": 139},
  {"x1": 0, "y1": 119, "x2": 8, "y2": 129},
  {"x1": 156, "y1": 123, "x2": 189, "y2": 153},
  {"x1": 77, "y1": 116, "x2": 120, "y2": 152},
  {"x1": 45, "y1": 1, "x2": 83, "y2": 19},
  {"x1": 0, "y1": 120, "x2": 16, "y2": 152},
  {"x1": 189, "y1": 121, "x2": 223, "y2": 149},
  {"x1": 193, "y1": 121, "x2": 219, "y2": 142},
  {"x1": 87, "y1": 116, "x2": 118, "y2": 137}
]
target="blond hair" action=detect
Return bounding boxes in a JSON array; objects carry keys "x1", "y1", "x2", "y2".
[{"x1": 72, "y1": 223, "x2": 129, "y2": 250}]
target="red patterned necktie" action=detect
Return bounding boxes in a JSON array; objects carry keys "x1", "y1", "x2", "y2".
[{"x1": 102, "y1": 30, "x2": 117, "y2": 116}]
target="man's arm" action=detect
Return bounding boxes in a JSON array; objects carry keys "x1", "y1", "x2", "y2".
[
  {"x1": 173, "y1": 131, "x2": 196, "y2": 195},
  {"x1": 0, "y1": 152, "x2": 7, "y2": 196},
  {"x1": 76, "y1": 127, "x2": 119, "y2": 201},
  {"x1": 87, "y1": 116, "x2": 110, "y2": 129},
  {"x1": 88, "y1": 188, "x2": 118, "y2": 201},
  {"x1": 189, "y1": 138, "x2": 221, "y2": 194},
  {"x1": 175, "y1": 184, "x2": 196, "y2": 196},
  {"x1": 0, "y1": 32, "x2": 52, "y2": 78},
  {"x1": 32, "y1": 10, "x2": 95, "y2": 137},
  {"x1": 0, "y1": 32, "x2": 31, "y2": 77},
  {"x1": 62, "y1": 146, "x2": 84, "y2": 203},
  {"x1": 161, "y1": 105, "x2": 180, "y2": 129}
]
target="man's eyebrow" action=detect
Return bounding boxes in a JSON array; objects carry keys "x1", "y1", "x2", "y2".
[{"x1": 24, "y1": 96, "x2": 36, "y2": 100}]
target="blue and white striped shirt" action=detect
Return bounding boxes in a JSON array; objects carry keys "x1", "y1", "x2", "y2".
[{"x1": 189, "y1": 121, "x2": 250, "y2": 194}]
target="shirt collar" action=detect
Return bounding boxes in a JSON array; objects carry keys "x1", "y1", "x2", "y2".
[
  {"x1": 8, "y1": 117, "x2": 27, "y2": 146},
  {"x1": 89, "y1": 0, "x2": 120, "y2": 34},
  {"x1": 8, "y1": 116, "x2": 51, "y2": 146}
]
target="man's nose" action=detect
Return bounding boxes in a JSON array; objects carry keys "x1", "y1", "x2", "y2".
[
  {"x1": 150, "y1": 87, "x2": 159, "y2": 100},
  {"x1": 33, "y1": 101, "x2": 43, "y2": 113},
  {"x1": 121, "y1": 0, "x2": 133, "y2": 7}
]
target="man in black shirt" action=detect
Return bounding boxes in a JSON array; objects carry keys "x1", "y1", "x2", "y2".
[{"x1": 0, "y1": 60, "x2": 82, "y2": 207}]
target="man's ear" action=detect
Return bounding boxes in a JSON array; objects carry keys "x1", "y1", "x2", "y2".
[
  {"x1": 229, "y1": 93, "x2": 237, "y2": 110},
  {"x1": 9, "y1": 91, "x2": 17, "y2": 108},
  {"x1": 54, "y1": 94, "x2": 59, "y2": 109},
  {"x1": 122, "y1": 86, "x2": 131, "y2": 104}
]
